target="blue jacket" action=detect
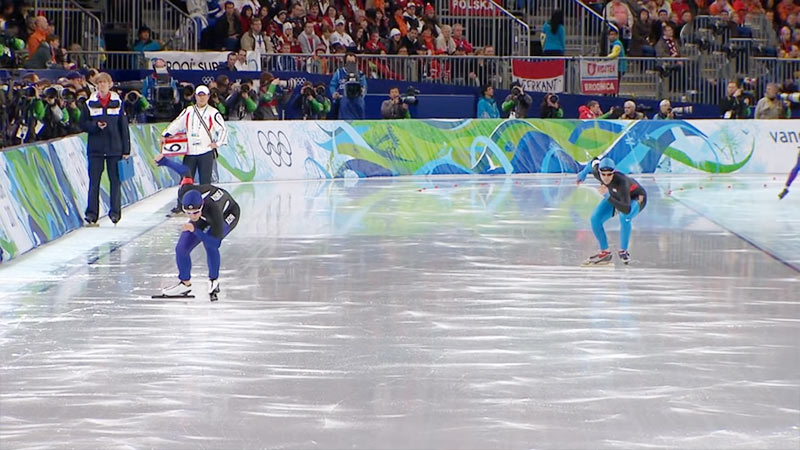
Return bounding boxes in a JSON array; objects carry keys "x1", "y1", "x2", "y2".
[
  {"x1": 80, "y1": 91, "x2": 131, "y2": 156},
  {"x1": 477, "y1": 96, "x2": 500, "y2": 118}
]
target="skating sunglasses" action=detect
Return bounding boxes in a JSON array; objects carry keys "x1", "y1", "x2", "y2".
[
  {"x1": 599, "y1": 170, "x2": 614, "y2": 175},
  {"x1": 183, "y1": 206, "x2": 202, "y2": 215}
]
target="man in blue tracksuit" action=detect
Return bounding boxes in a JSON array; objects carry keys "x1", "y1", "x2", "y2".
[
  {"x1": 80, "y1": 72, "x2": 131, "y2": 225},
  {"x1": 577, "y1": 157, "x2": 647, "y2": 265},
  {"x1": 329, "y1": 52, "x2": 367, "y2": 120}
]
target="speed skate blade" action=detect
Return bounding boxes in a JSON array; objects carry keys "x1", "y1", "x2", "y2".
[{"x1": 151, "y1": 294, "x2": 196, "y2": 299}]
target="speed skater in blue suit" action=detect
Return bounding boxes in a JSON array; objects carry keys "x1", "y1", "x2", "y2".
[
  {"x1": 778, "y1": 150, "x2": 800, "y2": 199},
  {"x1": 155, "y1": 153, "x2": 240, "y2": 300},
  {"x1": 576, "y1": 157, "x2": 647, "y2": 265}
]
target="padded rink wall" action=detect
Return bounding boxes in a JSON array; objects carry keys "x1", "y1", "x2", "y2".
[{"x1": 1, "y1": 118, "x2": 798, "y2": 261}]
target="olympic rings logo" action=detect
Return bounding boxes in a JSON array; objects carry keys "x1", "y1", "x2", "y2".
[{"x1": 257, "y1": 130, "x2": 293, "y2": 167}]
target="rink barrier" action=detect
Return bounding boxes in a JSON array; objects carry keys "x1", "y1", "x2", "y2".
[{"x1": 1, "y1": 118, "x2": 797, "y2": 262}]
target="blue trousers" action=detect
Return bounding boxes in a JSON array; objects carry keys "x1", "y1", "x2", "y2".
[
  {"x1": 590, "y1": 199, "x2": 641, "y2": 251},
  {"x1": 176, "y1": 224, "x2": 229, "y2": 281}
]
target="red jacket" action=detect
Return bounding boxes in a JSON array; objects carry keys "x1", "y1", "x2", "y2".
[{"x1": 578, "y1": 105, "x2": 596, "y2": 119}]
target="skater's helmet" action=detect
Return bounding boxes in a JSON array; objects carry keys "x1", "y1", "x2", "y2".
[
  {"x1": 182, "y1": 189, "x2": 204, "y2": 210},
  {"x1": 598, "y1": 157, "x2": 616, "y2": 172}
]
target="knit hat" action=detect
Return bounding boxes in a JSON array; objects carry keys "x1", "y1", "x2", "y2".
[{"x1": 390, "y1": 28, "x2": 401, "y2": 37}]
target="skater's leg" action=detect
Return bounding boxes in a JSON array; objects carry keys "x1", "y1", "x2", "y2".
[
  {"x1": 204, "y1": 224, "x2": 229, "y2": 280},
  {"x1": 176, "y1": 230, "x2": 201, "y2": 281},
  {"x1": 786, "y1": 153, "x2": 800, "y2": 188},
  {"x1": 590, "y1": 200, "x2": 615, "y2": 250},
  {"x1": 618, "y1": 200, "x2": 641, "y2": 251}
]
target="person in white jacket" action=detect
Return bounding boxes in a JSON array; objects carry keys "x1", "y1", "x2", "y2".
[{"x1": 161, "y1": 84, "x2": 228, "y2": 214}]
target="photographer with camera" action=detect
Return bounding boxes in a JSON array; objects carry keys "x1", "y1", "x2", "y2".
[
  {"x1": 620, "y1": 100, "x2": 647, "y2": 120},
  {"x1": 224, "y1": 79, "x2": 258, "y2": 121},
  {"x1": 755, "y1": 83, "x2": 791, "y2": 119},
  {"x1": 501, "y1": 81, "x2": 533, "y2": 119},
  {"x1": 381, "y1": 86, "x2": 412, "y2": 119},
  {"x1": 10, "y1": 81, "x2": 46, "y2": 144},
  {"x1": 122, "y1": 89, "x2": 151, "y2": 124},
  {"x1": 329, "y1": 52, "x2": 368, "y2": 120},
  {"x1": 61, "y1": 86, "x2": 86, "y2": 134},
  {"x1": 540, "y1": 92, "x2": 564, "y2": 119},
  {"x1": 142, "y1": 58, "x2": 180, "y2": 123},
  {"x1": 720, "y1": 81, "x2": 749, "y2": 119},
  {"x1": 299, "y1": 81, "x2": 332, "y2": 120},
  {"x1": 80, "y1": 72, "x2": 131, "y2": 226},
  {"x1": 37, "y1": 85, "x2": 69, "y2": 140},
  {"x1": 255, "y1": 72, "x2": 291, "y2": 120},
  {"x1": 178, "y1": 82, "x2": 196, "y2": 110},
  {"x1": 652, "y1": 99, "x2": 675, "y2": 120}
]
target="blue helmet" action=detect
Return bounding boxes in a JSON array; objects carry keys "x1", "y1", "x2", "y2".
[
  {"x1": 181, "y1": 189, "x2": 204, "y2": 210},
  {"x1": 598, "y1": 157, "x2": 616, "y2": 171}
]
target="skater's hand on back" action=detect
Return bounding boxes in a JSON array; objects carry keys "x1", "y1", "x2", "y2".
[{"x1": 182, "y1": 223, "x2": 195, "y2": 233}]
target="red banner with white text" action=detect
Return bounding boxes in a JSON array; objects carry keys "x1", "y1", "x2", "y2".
[{"x1": 511, "y1": 59, "x2": 565, "y2": 93}]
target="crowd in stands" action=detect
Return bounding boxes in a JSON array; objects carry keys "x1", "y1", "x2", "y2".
[{"x1": 583, "y1": 0, "x2": 800, "y2": 58}]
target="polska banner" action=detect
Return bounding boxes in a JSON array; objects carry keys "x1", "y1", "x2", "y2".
[
  {"x1": 144, "y1": 51, "x2": 262, "y2": 71},
  {"x1": 510, "y1": 59, "x2": 564, "y2": 93},
  {"x1": 449, "y1": 0, "x2": 500, "y2": 16},
  {"x1": 579, "y1": 59, "x2": 619, "y2": 95}
]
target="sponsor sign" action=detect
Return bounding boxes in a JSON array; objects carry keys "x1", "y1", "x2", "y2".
[{"x1": 580, "y1": 59, "x2": 619, "y2": 95}]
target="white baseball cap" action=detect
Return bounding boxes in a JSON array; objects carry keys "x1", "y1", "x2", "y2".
[
  {"x1": 195, "y1": 85, "x2": 210, "y2": 95},
  {"x1": 390, "y1": 28, "x2": 401, "y2": 37}
]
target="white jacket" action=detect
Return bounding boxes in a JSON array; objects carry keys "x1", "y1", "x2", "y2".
[{"x1": 162, "y1": 104, "x2": 228, "y2": 156}]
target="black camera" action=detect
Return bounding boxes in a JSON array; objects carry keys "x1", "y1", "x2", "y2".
[
  {"x1": 61, "y1": 88, "x2": 76, "y2": 103},
  {"x1": 22, "y1": 85, "x2": 37, "y2": 98},
  {"x1": 125, "y1": 90, "x2": 141, "y2": 103},
  {"x1": 400, "y1": 86, "x2": 419, "y2": 105},
  {"x1": 181, "y1": 83, "x2": 195, "y2": 98},
  {"x1": 344, "y1": 62, "x2": 363, "y2": 99},
  {"x1": 43, "y1": 86, "x2": 61, "y2": 99},
  {"x1": 511, "y1": 86, "x2": 523, "y2": 97},
  {"x1": 302, "y1": 84, "x2": 315, "y2": 97},
  {"x1": 548, "y1": 93, "x2": 559, "y2": 104},
  {"x1": 315, "y1": 84, "x2": 326, "y2": 96}
]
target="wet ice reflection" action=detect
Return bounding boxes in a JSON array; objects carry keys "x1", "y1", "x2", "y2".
[{"x1": 1, "y1": 175, "x2": 798, "y2": 449}]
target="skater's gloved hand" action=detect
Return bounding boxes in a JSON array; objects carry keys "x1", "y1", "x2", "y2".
[
  {"x1": 598, "y1": 184, "x2": 608, "y2": 196},
  {"x1": 182, "y1": 223, "x2": 195, "y2": 233}
]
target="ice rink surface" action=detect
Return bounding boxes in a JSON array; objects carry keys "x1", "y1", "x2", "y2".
[{"x1": 1, "y1": 174, "x2": 799, "y2": 449}]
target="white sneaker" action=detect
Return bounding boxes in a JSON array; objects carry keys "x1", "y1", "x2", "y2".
[
  {"x1": 162, "y1": 281, "x2": 192, "y2": 296},
  {"x1": 208, "y1": 279, "x2": 220, "y2": 295}
]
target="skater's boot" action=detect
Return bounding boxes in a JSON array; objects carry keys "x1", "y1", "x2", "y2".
[
  {"x1": 583, "y1": 250, "x2": 612, "y2": 266},
  {"x1": 618, "y1": 250, "x2": 631, "y2": 265},
  {"x1": 778, "y1": 188, "x2": 789, "y2": 200},
  {"x1": 162, "y1": 281, "x2": 192, "y2": 297},
  {"x1": 208, "y1": 279, "x2": 220, "y2": 302},
  {"x1": 167, "y1": 207, "x2": 184, "y2": 217}
]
